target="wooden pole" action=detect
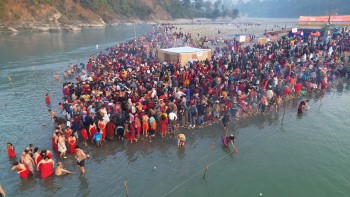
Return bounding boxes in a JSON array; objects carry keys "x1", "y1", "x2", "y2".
[
  {"x1": 124, "y1": 181, "x2": 129, "y2": 197},
  {"x1": 202, "y1": 142, "x2": 214, "y2": 180}
]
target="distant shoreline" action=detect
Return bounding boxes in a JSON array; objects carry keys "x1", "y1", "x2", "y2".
[{"x1": 0, "y1": 17, "x2": 298, "y2": 34}]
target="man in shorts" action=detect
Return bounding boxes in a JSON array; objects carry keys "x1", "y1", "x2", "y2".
[{"x1": 75, "y1": 145, "x2": 90, "y2": 174}]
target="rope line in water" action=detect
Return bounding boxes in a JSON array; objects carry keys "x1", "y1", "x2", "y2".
[
  {"x1": 162, "y1": 129, "x2": 266, "y2": 197},
  {"x1": 161, "y1": 92, "x2": 340, "y2": 196}
]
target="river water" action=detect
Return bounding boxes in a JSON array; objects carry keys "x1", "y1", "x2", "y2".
[{"x1": 0, "y1": 25, "x2": 350, "y2": 197}]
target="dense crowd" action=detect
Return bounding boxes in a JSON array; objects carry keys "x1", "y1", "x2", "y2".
[{"x1": 7, "y1": 24, "x2": 350, "y2": 180}]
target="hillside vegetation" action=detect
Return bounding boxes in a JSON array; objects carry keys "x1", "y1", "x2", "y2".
[{"x1": 0, "y1": 0, "x2": 239, "y2": 31}]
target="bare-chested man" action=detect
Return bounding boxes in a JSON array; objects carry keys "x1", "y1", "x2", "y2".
[{"x1": 74, "y1": 145, "x2": 90, "y2": 174}]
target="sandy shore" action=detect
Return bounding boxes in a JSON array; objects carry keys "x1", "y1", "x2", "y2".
[{"x1": 159, "y1": 17, "x2": 298, "y2": 40}]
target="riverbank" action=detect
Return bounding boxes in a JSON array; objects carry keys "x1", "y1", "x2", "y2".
[{"x1": 0, "y1": 17, "x2": 297, "y2": 33}]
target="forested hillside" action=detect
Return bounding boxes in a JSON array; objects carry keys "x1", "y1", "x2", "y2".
[{"x1": 0, "y1": 0, "x2": 239, "y2": 31}]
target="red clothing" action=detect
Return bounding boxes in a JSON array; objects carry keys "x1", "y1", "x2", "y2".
[
  {"x1": 7, "y1": 147, "x2": 16, "y2": 158},
  {"x1": 160, "y1": 119, "x2": 168, "y2": 134},
  {"x1": 106, "y1": 122, "x2": 116, "y2": 138},
  {"x1": 40, "y1": 163, "x2": 53, "y2": 179},
  {"x1": 18, "y1": 165, "x2": 30, "y2": 179},
  {"x1": 52, "y1": 137, "x2": 59, "y2": 153},
  {"x1": 68, "y1": 139, "x2": 77, "y2": 154},
  {"x1": 81, "y1": 128, "x2": 88, "y2": 140},
  {"x1": 47, "y1": 153, "x2": 53, "y2": 159},
  {"x1": 98, "y1": 121, "x2": 107, "y2": 140},
  {"x1": 45, "y1": 96, "x2": 51, "y2": 104},
  {"x1": 295, "y1": 83, "x2": 302, "y2": 94},
  {"x1": 89, "y1": 126, "x2": 97, "y2": 142},
  {"x1": 35, "y1": 155, "x2": 42, "y2": 166}
]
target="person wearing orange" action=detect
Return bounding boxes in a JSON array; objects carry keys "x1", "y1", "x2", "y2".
[
  {"x1": 11, "y1": 162, "x2": 30, "y2": 179},
  {"x1": 142, "y1": 114, "x2": 149, "y2": 137},
  {"x1": 37, "y1": 156, "x2": 54, "y2": 179},
  {"x1": 134, "y1": 114, "x2": 141, "y2": 138},
  {"x1": 159, "y1": 115, "x2": 168, "y2": 138},
  {"x1": 6, "y1": 143, "x2": 16, "y2": 158},
  {"x1": 98, "y1": 118, "x2": 106, "y2": 142},
  {"x1": 68, "y1": 134, "x2": 77, "y2": 154}
]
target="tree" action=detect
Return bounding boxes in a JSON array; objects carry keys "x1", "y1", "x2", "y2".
[
  {"x1": 232, "y1": 8, "x2": 239, "y2": 18},
  {"x1": 194, "y1": 0, "x2": 205, "y2": 10},
  {"x1": 182, "y1": 0, "x2": 191, "y2": 8}
]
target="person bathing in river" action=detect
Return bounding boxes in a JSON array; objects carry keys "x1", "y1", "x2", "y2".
[
  {"x1": 298, "y1": 100, "x2": 310, "y2": 113},
  {"x1": 75, "y1": 145, "x2": 90, "y2": 174},
  {"x1": 223, "y1": 134, "x2": 238, "y2": 153},
  {"x1": 177, "y1": 134, "x2": 186, "y2": 147},
  {"x1": 55, "y1": 162, "x2": 73, "y2": 176},
  {"x1": 6, "y1": 143, "x2": 16, "y2": 158}
]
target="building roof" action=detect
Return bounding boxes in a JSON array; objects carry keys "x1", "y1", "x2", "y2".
[
  {"x1": 160, "y1": 47, "x2": 210, "y2": 54},
  {"x1": 298, "y1": 15, "x2": 350, "y2": 23}
]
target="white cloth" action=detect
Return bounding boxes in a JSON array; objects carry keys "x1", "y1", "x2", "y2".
[
  {"x1": 58, "y1": 142, "x2": 67, "y2": 153},
  {"x1": 169, "y1": 112, "x2": 177, "y2": 121}
]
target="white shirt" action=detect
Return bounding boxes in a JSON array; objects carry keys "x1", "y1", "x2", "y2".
[{"x1": 168, "y1": 112, "x2": 177, "y2": 121}]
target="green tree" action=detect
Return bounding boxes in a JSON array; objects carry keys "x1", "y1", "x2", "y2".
[{"x1": 194, "y1": 0, "x2": 204, "y2": 10}]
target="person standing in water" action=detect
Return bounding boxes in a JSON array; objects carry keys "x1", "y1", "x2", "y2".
[
  {"x1": 20, "y1": 150, "x2": 34, "y2": 174},
  {"x1": 0, "y1": 184, "x2": 6, "y2": 197},
  {"x1": 11, "y1": 162, "x2": 30, "y2": 179},
  {"x1": 298, "y1": 100, "x2": 310, "y2": 113},
  {"x1": 222, "y1": 112, "x2": 230, "y2": 131},
  {"x1": 75, "y1": 145, "x2": 90, "y2": 174},
  {"x1": 6, "y1": 143, "x2": 16, "y2": 158},
  {"x1": 45, "y1": 93, "x2": 51, "y2": 105},
  {"x1": 55, "y1": 162, "x2": 73, "y2": 176},
  {"x1": 223, "y1": 134, "x2": 238, "y2": 153},
  {"x1": 57, "y1": 133, "x2": 67, "y2": 159},
  {"x1": 37, "y1": 156, "x2": 54, "y2": 179}
]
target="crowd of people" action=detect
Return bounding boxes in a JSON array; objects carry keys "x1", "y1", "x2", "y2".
[{"x1": 6, "y1": 24, "x2": 350, "y2": 182}]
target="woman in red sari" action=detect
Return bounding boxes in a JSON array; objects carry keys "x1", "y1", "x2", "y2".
[
  {"x1": 127, "y1": 122, "x2": 136, "y2": 143},
  {"x1": 65, "y1": 127, "x2": 73, "y2": 141},
  {"x1": 89, "y1": 122, "x2": 97, "y2": 143},
  {"x1": 81, "y1": 128, "x2": 88, "y2": 146},
  {"x1": 6, "y1": 143, "x2": 16, "y2": 158},
  {"x1": 37, "y1": 156, "x2": 54, "y2": 179},
  {"x1": 98, "y1": 119, "x2": 106, "y2": 142},
  {"x1": 159, "y1": 115, "x2": 168, "y2": 138},
  {"x1": 52, "y1": 131, "x2": 59, "y2": 153},
  {"x1": 68, "y1": 134, "x2": 77, "y2": 154},
  {"x1": 11, "y1": 162, "x2": 30, "y2": 179}
]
